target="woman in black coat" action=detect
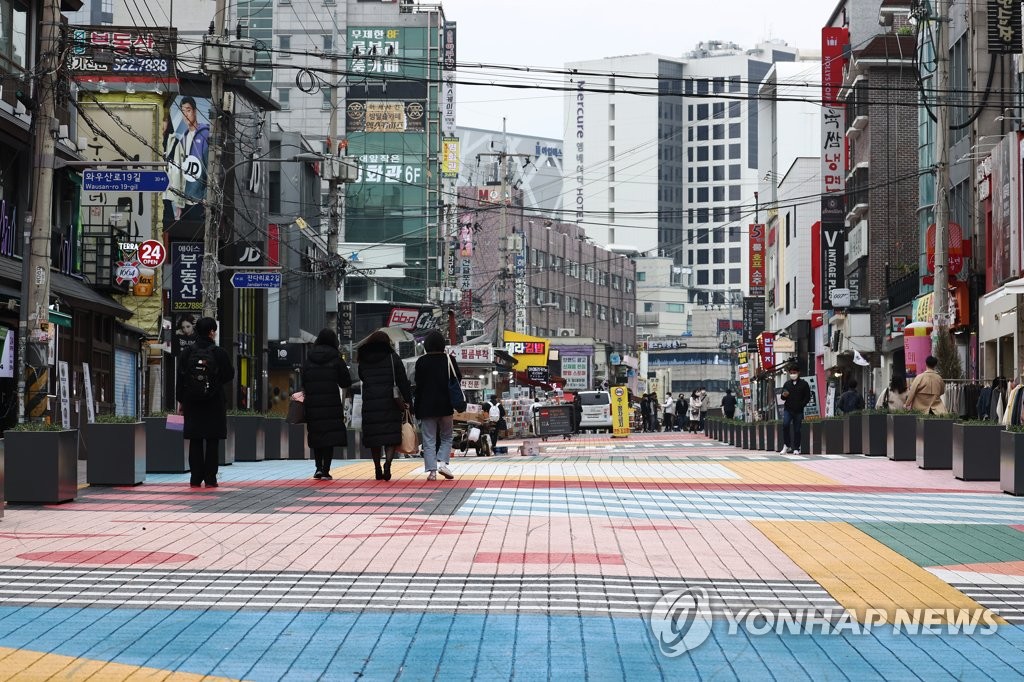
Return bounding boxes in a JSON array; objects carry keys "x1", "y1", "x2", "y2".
[
  {"x1": 302, "y1": 328, "x2": 353, "y2": 480},
  {"x1": 357, "y1": 330, "x2": 412, "y2": 481},
  {"x1": 414, "y1": 330, "x2": 462, "y2": 481},
  {"x1": 176, "y1": 317, "x2": 234, "y2": 488}
]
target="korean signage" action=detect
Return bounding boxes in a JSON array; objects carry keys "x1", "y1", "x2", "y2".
[
  {"x1": 441, "y1": 22, "x2": 457, "y2": 136},
  {"x1": 821, "y1": 27, "x2": 849, "y2": 105},
  {"x1": 561, "y1": 356, "x2": 589, "y2": 391},
  {"x1": 528, "y1": 366, "x2": 550, "y2": 383},
  {"x1": 386, "y1": 306, "x2": 445, "y2": 333},
  {"x1": 742, "y1": 297, "x2": 766, "y2": 344},
  {"x1": 461, "y1": 378, "x2": 483, "y2": 391},
  {"x1": 821, "y1": 107, "x2": 846, "y2": 195},
  {"x1": 610, "y1": 386, "x2": 630, "y2": 439},
  {"x1": 67, "y1": 26, "x2": 175, "y2": 80},
  {"x1": 757, "y1": 332, "x2": 776, "y2": 372},
  {"x1": 926, "y1": 222, "x2": 964, "y2": 276},
  {"x1": 355, "y1": 153, "x2": 423, "y2": 185},
  {"x1": 503, "y1": 331, "x2": 549, "y2": 370},
  {"x1": 821, "y1": 224, "x2": 846, "y2": 310},
  {"x1": 441, "y1": 138, "x2": 460, "y2": 178},
  {"x1": 171, "y1": 242, "x2": 203, "y2": 312},
  {"x1": 989, "y1": 0, "x2": 1022, "y2": 53},
  {"x1": 575, "y1": 80, "x2": 586, "y2": 223},
  {"x1": 749, "y1": 223, "x2": 766, "y2": 297},
  {"x1": 339, "y1": 301, "x2": 355, "y2": 342},
  {"x1": 346, "y1": 100, "x2": 425, "y2": 133},
  {"x1": 348, "y1": 27, "x2": 403, "y2": 75},
  {"x1": 442, "y1": 22, "x2": 457, "y2": 70},
  {"x1": 450, "y1": 345, "x2": 494, "y2": 364}
]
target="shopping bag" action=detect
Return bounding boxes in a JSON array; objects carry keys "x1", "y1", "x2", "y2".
[
  {"x1": 287, "y1": 392, "x2": 305, "y2": 424},
  {"x1": 397, "y1": 411, "x2": 420, "y2": 455},
  {"x1": 346, "y1": 394, "x2": 363, "y2": 430},
  {"x1": 166, "y1": 414, "x2": 184, "y2": 432}
]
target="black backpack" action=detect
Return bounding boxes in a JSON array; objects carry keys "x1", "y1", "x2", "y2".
[{"x1": 183, "y1": 344, "x2": 219, "y2": 401}]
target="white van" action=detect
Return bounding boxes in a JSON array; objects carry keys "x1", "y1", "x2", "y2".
[{"x1": 576, "y1": 391, "x2": 612, "y2": 432}]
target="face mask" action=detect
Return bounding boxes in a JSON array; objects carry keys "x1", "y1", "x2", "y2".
[{"x1": 789, "y1": 374, "x2": 800, "y2": 381}]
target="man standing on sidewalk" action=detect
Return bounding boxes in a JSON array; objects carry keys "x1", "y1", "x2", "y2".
[{"x1": 779, "y1": 365, "x2": 811, "y2": 454}]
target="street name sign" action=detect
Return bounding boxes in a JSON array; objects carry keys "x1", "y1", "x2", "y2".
[
  {"x1": 231, "y1": 272, "x2": 282, "y2": 289},
  {"x1": 83, "y1": 170, "x2": 169, "y2": 192}
]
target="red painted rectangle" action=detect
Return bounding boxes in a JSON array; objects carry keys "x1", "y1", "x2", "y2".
[{"x1": 473, "y1": 552, "x2": 625, "y2": 565}]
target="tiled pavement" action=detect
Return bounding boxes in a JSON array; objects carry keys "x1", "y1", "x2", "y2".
[{"x1": 1, "y1": 433, "x2": 1024, "y2": 679}]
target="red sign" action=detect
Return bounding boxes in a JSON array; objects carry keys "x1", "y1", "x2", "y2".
[
  {"x1": 386, "y1": 307, "x2": 420, "y2": 331},
  {"x1": 757, "y1": 332, "x2": 776, "y2": 372},
  {"x1": 749, "y1": 223, "x2": 766, "y2": 297},
  {"x1": 811, "y1": 221, "x2": 824, "y2": 328},
  {"x1": 137, "y1": 239, "x2": 166, "y2": 268},
  {"x1": 822, "y1": 27, "x2": 849, "y2": 105},
  {"x1": 925, "y1": 222, "x2": 964, "y2": 276}
]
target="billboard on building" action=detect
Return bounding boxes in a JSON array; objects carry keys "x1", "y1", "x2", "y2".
[
  {"x1": 749, "y1": 224, "x2": 766, "y2": 297},
  {"x1": 67, "y1": 26, "x2": 176, "y2": 82}
]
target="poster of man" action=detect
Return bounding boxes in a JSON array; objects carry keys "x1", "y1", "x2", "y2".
[{"x1": 167, "y1": 95, "x2": 212, "y2": 218}]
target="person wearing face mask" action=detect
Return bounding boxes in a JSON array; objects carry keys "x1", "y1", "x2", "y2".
[{"x1": 779, "y1": 365, "x2": 812, "y2": 454}]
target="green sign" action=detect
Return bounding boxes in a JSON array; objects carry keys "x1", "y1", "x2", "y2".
[{"x1": 49, "y1": 310, "x2": 73, "y2": 328}]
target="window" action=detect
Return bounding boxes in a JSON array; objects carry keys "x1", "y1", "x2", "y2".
[
  {"x1": 644, "y1": 302, "x2": 654, "y2": 313},
  {"x1": 0, "y1": 0, "x2": 28, "y2": 68},
  {"x1": 713, "y1": 166, "x2": 725, "y2": 181},
  {"x1": 713, "y1": 270, "x2": 725, "y2": 284},
  {"x1": 323, "y1": 90, "x2": 332, "y2": 110},
  {"x1": 713, "y1": 103, "x2": 725, "y2": 119},
  {"x1": 729, "y1": 206, "x2": 741, "y2": 222},
  {"x1": 608, "y1": 166, "x2": 615, "y2": 182},
  {"x1": 729, "y1": 102, "x2": 741, "y2": 118},
  {"x1": 697, "y1": 147, "x2": 709, "y2": 162},
  {"x1": 277, "y1": 88, "x2": 290, "y2": 110},
  {"x1": 713, "y1": 77, "x2": 725, "y2": 93},
  {"x1": 713, "y1": 207, "x2": 725, "y2": 222},
  {"x1": 636, "y1": 271, "x2": 646, "y2": 282},
  {"x1": 599, "y1": 305, "x2": 607, "y2": 320},
  {"x1": 729, "y1": 247, "x2": 741, "y2": 262},
  {"x1": 626, "y1": 279, "x2": 633, "y2": 292},
  {"x1": 729, "y1": 145, "x2": 741, "y2": 160},
  {"x1": 537, "y1": 251, "x2": 546, "y2": 268},
  {"x1": 730, "y1": 268, "x2": 741, "y2": 284},
  {"x1": 626, "y1": 312, "x2": 634, "y2": 327},
  {"x1": 713, "y1": 187, "x2": 725, "y2": 202},
  {"x1": 569, "y1": 261, "x2": 579, "y2": 278},
  {"x1": 609, "y1": 187, "x2": 615, "y2": 203},
  {"x1": 697, "y1": 251, "x2": 709, "y2": 265},
  {"x1": 609, "y1": 103, "x2": 616, "y2": 119},
  {"x1": 609, "y1": 146, "x2": 615, "y2": 161},
  {"x1": 713, "y1": 249, "x2": 725, "y2": 264},
  {"x1": 609, "y1": 125, "x2": 615, "y2": 141},
  {"x1": 613, "y1": 310, "x2": 621, "y2": 324},
  {"x1": 599, "y1": 271, "x2": 608, "y2": 286},
  {"x1": 729, "y1": 164, "x2": 741, "y2": 179},
  {"x1": 688, "y1": 168, "x2": 694, "y2": 182},
  {"x1": 612, "y1": 275, "x2": 621, "y2": 290},
  {"x1": 713, "y1": 146, "x2": 725, "y2": 161},
  {"x1": 729, "y1": 122, "x2": 741, "y2": 138},
  {"x1": 729, "y1": 76, "x2": 741, "y2": 92},
  {"x1": 279, "y1": 35, "x2": 291, "y2": 54},
  {"x1": 713, "y1": 125, "x2": 725, "y2": 140},
  {"x1": 688, "y1": 252, "x2": 695, "y2": 265},
  {"x1": 729, "y1": 186, "x2": 741, "y2": 201},
  {"x1": 713, "y1": 228, "x2": 725, "y2": 243},
  {"x1": 697, "y1": 270, "x2": 709, "y2": 285},
  {"x1": 729, "y1": 225, "x2": 741, "y2": 241},
  {"x1": 697, "y1": 126, "x2": 709, "y2": 141},
  {"x1": 697, "y1": 167, "x2": 709, "y2": 182},
  {"x1": 697, "y1": 103, "x2": 709, "y2": 119},
  {"x1": 697, "y1": 187, "x2": 709, "y2": 202},
  {"x1": 323, "y1": 34, "x2": 333, "y2": 51},
  {"x1": 569, "y1": 297, "x2": 579, "y2": 313}
]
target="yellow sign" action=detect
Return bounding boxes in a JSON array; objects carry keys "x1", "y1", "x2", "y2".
[
  {"x1": 610, "y1": 386, "x2": 631, "y2": 438},
  {"x1": 503, "y1": 331, "x2": 548, "y2": 370},
  {"x1": 364, "y1": 102, "x2": 407, "y2": 132},
  {"x1": 441, "y1": 137, "x2": 460, "y2": 178}
]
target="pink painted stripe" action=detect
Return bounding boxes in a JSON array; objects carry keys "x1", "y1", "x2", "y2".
[
  {"x1": 86, "y1": 494, "x2": 217, "y2": 501},
  {"x1": 110, "y1": 519, "x2": 274, "y2": 525},
  {"x1": 473, "y1": 552, "x2": 625, "y2": 565},
  {"x1": 17, "y1": 550, "x2": 197, "y2": 565},
  {"x1": 296, "y1": 495, "x2": 427, "y2": 504}
]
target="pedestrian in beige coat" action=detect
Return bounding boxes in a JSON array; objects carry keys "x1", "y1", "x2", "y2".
[{"x1": 905, "y1": 355, "x2": 946, "y2": 414}]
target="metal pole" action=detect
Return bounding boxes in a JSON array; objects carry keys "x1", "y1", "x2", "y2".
[
  {"x1": 325, "y1": 19, "x2": 340, "y2": 332},
  {"x1": 496, "y1": 119, "x2": 509, "y2": 343},
  {"x1": 932, "y1": 0, "x2": 951, "y2": 340},
  {"x1": 201, "y1": 0, "x2": 227, "y2": 319}
]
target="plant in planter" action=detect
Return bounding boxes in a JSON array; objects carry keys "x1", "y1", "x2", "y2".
[
  {"x1": 860, "y1": 410, "x2": 889, "y2": 456},
  {"x1": 1001, "y1": 425, "x2": 1024, "y2": 496},
  {"x1": 144, "y1": 411, "x2": 188, "y2": 473},
  {"x1": 3, "y1": 422, "x2": 78, "y2": 504},
  {"x1": 227, "y1": 410, "x2": 265, "y2": 462},
  {"x1": 843, "y1": 411, "x2": 864, "y2": 454},
  {"x1": 821, "y1": 416, "x2": 846, "y2": 454},
  {"x1": 84, "y1": 413, "x2": 146, "y2": 486},
  {"x1": 887, "y1": 410, "x2": 918, "y2": 461},
  {"x1": 952, "y1": 420, "x2": 1002, "y2": 481},
  {"x1": 916, "y1": 413, "x2": 957, "y2": 470},
  {"x1": 262, "y1": 413, "x2": 288, "y2": 460}
]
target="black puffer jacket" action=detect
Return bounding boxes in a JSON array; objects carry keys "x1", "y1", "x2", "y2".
[
  {"x1": 414, "y1": 352, "x2": 462, "y2": 419},
  {"x1": 176, "y1": 336, "x2": 234, "y2": 440},
  {"x1": 302, "y1": 344, "x2": 353, "y2": 449},
  {"x1": 358, "y1": 341, "x2": 412, "y2": 448}
]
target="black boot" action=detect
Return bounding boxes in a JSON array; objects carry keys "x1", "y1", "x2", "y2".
[
  {"x1": 373, "y1": 456, "x2": 384, "y2": 481},
  {"x1": 383, "y1": 454, "x2": 393, "y2": 481}
]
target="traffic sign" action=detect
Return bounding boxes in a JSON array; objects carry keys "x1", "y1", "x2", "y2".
[
  {"x1": 82, "y1": 170, "x2": 169, "y2": 192},
  {"x1": 231, "y1": 272, "x2": 282, "y2": 289},
  {"x1": 137, "y1": 239, "x2": 166, "y2": 267}
]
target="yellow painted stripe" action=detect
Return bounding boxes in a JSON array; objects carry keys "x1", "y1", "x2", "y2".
[
  {"x1": 0, "y1": 647, "x2": 241, "y2": 681},
  {"x1": 723, "y1": 461, "x2": 838, "y2": 486},
  {"x1": 754, "y1": 521, "x2": 1005, "y2": 624}
]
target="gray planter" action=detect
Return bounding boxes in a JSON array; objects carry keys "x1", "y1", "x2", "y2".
[
  {"x1": 755, "y1": 423, "x2": 766, "y2": 450},
  {"x1": 952, "y1": 423, "x2": 1002, "y2": 481},
  {"x1": 0, "y1": 441, "x2": 4, "y2": 518},
  {"x1": 800, "y1": 422, "x2": 812, "y2": 453},
  {"x1": 763, "y1": 423, "x2": 778, "y2": 452},
  {"x1": 227, "y1": 415, "x2": 264, "y2": 462},
  {"x1": 3, "y1": 430, "x2": 78, "y2": 503},
  {"x1": 861, "y1": 413, "x2": 888, "y2": 456},
  {"x1": 287, "y1": 423, "x2": 310, "y2": 459},
  {"x1": 1001, "y1": 431, "x2": 1024, "y2": 496},
  {"x1": 887, "y1": 414, "x2": 917, "y2": 461},
  {"x1": 917, "y1": 417, "x2": 954, "y2": 470},
  {"x1": 263, "y1": 418, "x2": 288, "y2": 460},
  {"x1": 822, "y1": 420, "x2": 845, "y2": 454},
  {"x1": 844, "y1": 414, "x2": 863, "y2": 454},
  {"x1": 84, "y1": 422, "x2": 146, "y2": 486},
  {"x1": 143, "y1": 417, "x2": 188, "y2": 473},
  {"x1": 807, "y1": 422, "x2": 823, "y2": 454}
]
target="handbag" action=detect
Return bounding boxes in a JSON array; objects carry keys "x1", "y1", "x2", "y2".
[
  {"x1": 346, "y1": 394, "x2": 363, "y2": 430},
  {"x1": 390, "y1": 355, "x2": 408, "y2": 410},
  {"x1": 166, "y1": 414, "x2": 184, "y2": 431},
  {"x1": 397, "y1": 409, "x2": 420, "y2": 455},
  {"x1": 287, "y1": 391, "x2": 305, "y2": 424},
  {"x1": 447, "y1": 354, "x2": 467, "y2": 412}
]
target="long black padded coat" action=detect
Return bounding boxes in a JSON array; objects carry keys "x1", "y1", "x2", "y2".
[
  {"x1": 176, "y1": 336, "x2": 234, "y2": 440},
  {"x1": 358, "y1": 340, "x2": 412, "y2": 448},
  {"x1": 414, "y1": 352, "x2": 462, "y2": 419},
  {"x1": 301, "y1": 343, "x2": 353, "y2": 449}
]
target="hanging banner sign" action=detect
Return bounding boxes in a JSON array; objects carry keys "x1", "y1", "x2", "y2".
[{"x1": 989, "y1": 0, "x2": 1023, "y2": 54}]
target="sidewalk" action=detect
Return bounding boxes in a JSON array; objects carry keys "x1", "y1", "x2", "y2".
[{"x1": 1, "y1": 432, "x2": 1023, "y2": 679}]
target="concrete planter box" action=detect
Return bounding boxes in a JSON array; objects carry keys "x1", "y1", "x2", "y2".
[
  {"x1": 263, "y1": 418, "x2": 288, "y2": 460},
  {"x1": 861, "y1": 413, "x2": 888, "y2": 456},
  {"x1": 84, "y1": 422, "x2": 146, "y2": 486},
  {"x1": 143, "y1": 417, "x2": 188, "y2": 473},
  {"x1": 844, "y1": 414, "x2": 863, "y2": 454},
  {"x1": 952, "y1": 423, "x2": 1002, "y2": 481},
  {"x1": 764, "y1": 423, "x2": 778, "y2": 452},
  {"x1": 287, "y1": 423, "x2": 310, "y2": 459},
  {"x1": 821, "y1": 420, "x2": 845, "y2": 454},
  {"x1": 807, "y1": 422, "x2": 823, "y2": 454},
  {"x1": 3, "y1": 430, "x2": 78, "y2": 504},
  {"x1": 1001, "y1": 431, "x2": 1024, "y2": 496},
  {"x1": 917, "y1": 417, "x2": 954, "y2": 470},
  {"x1": 887, "y1": 414, "x2": 918, "y2": 461},
  {"x1": 0, "y1": 441, "x2": 3, "y2": 518},
  {"x1": 800, "y1": 422, "x2": 812, "y2": 454},
  {"x1": 227, "y1": 415, "x2": 263, "y2": 462}
]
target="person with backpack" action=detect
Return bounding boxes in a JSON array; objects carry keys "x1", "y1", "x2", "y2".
[
  {"x1": 837, "y1": 378, "x2": 866, "y2": 414},
  {"x1": 176, "y1": 317, "x2": 234, "y2": 487},
  {"x1": 301, "y1": 328, "x2": 353, "y2": 480},
  {"x1": 357, "y1": 330, "x2": 413, "y2": 481},
  {"x1": 484, "y1": 395, "x2": 507, "y2": 451},
  {"x1": 414, "y1": 330, "x2": 462, "y2": 481}
]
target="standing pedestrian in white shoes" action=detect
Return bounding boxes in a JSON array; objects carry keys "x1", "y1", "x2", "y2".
[
  {"x1": 414, "y1": 331, "x2": 460, "y2": 480},
  {"x1": 779, "y1": 363, "x2": 812, "y2": 454}
]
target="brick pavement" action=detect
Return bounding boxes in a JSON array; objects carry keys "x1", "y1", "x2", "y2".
[{"x1": 0, "y1": 431, "x2": 1023, "y2": 679}]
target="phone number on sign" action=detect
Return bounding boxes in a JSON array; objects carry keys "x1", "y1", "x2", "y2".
[{"x1": 113, "y1": 57, "x2": 170, "y2": 73}]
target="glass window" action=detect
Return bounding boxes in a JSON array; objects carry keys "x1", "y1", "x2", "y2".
[
  {"x1": 713, "y1": 249, "x2": 725, "y2": 264},
  {"x1": 697, "y1": 126, "x2": 709, "y2": 141},
  {"x1": 729, "y1": 102, "x2": 741, "y2": 118},
  {"x1": 279, "y1": 35, "x2": 291, "y2": 51},
  {"x1": 729, "y1": 225, "x2": 741, "y2": 241},
  {"x1": 696, "y1": 228, "x2": 709, "y2": 244},
  {"x1": 697, "y1": 208, "x2": 709, "y2": 222},
  {"x1": 697, "y1": 104, "x2": 709, "y2": 119},
  {"x1": 0, "y1": 0, "x2": 28, "y2": 68},
  {"x1": 713, "y1": 125, "x2": 725, "y2": 140},
  {"x1": 322, "y1": 90, "x2": 332, "y2": 109},
  {"x1": 644, "y1": 302, "x2": 654, "y2": 312},
  {"x1": 323, "y1": 34, "x2": 333, "y2": 51},
  {"x1": 697, "y1": 167, "x2": 709, "y2": 182},
  {"x1": 697, "y1": 270, "x2": 709, "y2": 285},
  {"x1": 713, "y1": 207, "x2": 725, "y2": 222},
  {"x1": 698, "y1": 250, "x2": 709, "y2": 264},
  {"x1": 729, "y1": 206, "x2": 741, "y2": 221},
  {"x1": 713, "y1": 145, "x2": 725, "y2": 161},
  {"x1": 713, "y1": 102, "x2": 725, "y2": 118},
  {"x1": 729, "y1": 185, "x2": 741, "y2": 201},
  {"x1": 729, "y1": 144, "x2": 741, "y2": 160},
  {"x1": 729, "y1": 122, "x2": 741, "y2": 138},
  {"x1": 277, "y1": 88, "x2": 290, "y2": 109},
  {"x1": 697, "y1": 147, "x2": 709, "y2": 161},
  {"x1": 688, "y1": 168, "x2": 694, "y2": 182},
  {"x1": 713, "y1": 270, "x2": 725, "y2": 285},
  {"x1": 730, "y1": 268, "x2": 741, "y2": 284},
  {"x1": 729, "y1": 164, "x2": 741, "y2": 179},
  {"x1": 696, "y1": 79, "x2": 709, "y2": 94},
  {"x1": 610, "y1": 103, "x2": 616, "y2": 119},
  {"x1": 666, "y1": 303, "x2": 686, "y2": 313},
  {"x1": 713, "y1": 228, "x2": 725, "y2": 243},
  {"x1": 729, "y1": 247, "x2": 741, "y2": 262},
  {"x1": 729, "y1": 76, "x2": 741, "y2": 92},
  {"x1": 713, "y1": 187, "x2": 725, "y2": 202},
  {"x1": 697, "y1": 187, "x2": 709, "y2": 202},
  {"x1": 713, "y1": 166, "x2": 725, "y2": 181}
]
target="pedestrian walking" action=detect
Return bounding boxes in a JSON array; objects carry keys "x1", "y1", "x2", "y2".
[
  {"x1": 721, "y1": 388, "x2": 738, "y2": 419},
  {"x1": 779, "y1": 365, "x2": 811, "y2": 454},
  {"x1": 906, "y1": 356, "x2": 946, "y2": 414},
  {"x1": 358, "y1": 330, "x2": 413, "y2": 481},
  {"x1": 414, "y1": 330, "x2": 460, "y2": 481},
  {"x1": 876, "y1": 376, "x2": 909, "y2": 412},
  {"x1": 675, "y1": 393, "x2": 689, "y2": 432},
  {"x1": 640, "y1": 394, "x2": 651, "y2": 432},
  {"x1": 301, "y1": 328, "x2": 353, "y2": 480},
  {"x1": 662, "y1": 393, "x2": 675, "y2": 432},
  {"x1": 176, "y1": 317, "x2": 234, "y2": 488},
  {"x1": 837, "y1": 379, "x2": 866, "y2": 414},
  {"x1": 688, "y1": 390, "x2": 703, "y2": 433}
]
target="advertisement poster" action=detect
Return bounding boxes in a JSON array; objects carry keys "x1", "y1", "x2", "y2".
[
  {"x1": 561, "y1": 356, "x2": 590, "y2": 391},
  {"x1": 168, "y1": 95, "x2": 212, "y2": 207},
  {"x1": 904, "y1": 335, "x2": 932, "y2": 378},
  {"x1": 171, "y1": 241, "x2": 204, "y2": 312},
  {"x1": 610, "y1": 386, "x2": 631, "y2": 438}
]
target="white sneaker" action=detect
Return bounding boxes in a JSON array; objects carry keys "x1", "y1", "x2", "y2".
[
  {"x1": 792, "y1": 449, "x2": 801, "y2": 455},
  {"x1": 437, "y1": 463, "x2": 455, "y2": 480},
  {"x1": 779, "y1": 446, "x2": 791, "y2": 454}
]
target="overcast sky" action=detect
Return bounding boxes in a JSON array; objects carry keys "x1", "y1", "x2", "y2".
[{"x1": 441, "y1": 0, "x2": 830, "y2": 139}]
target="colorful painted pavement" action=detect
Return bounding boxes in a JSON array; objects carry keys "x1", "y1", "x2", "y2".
[{"x1": 0, "y1": 431, "x2": 1023, "y2": 679}]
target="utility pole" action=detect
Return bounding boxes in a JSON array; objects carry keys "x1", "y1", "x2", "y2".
[
  {"x1": 20, "y1": 0, "x2": 61, "y2": 422},
  {"x1": 932, "y1": 0, "x2": 951, "y2": 339},
  {"x1": 325, "y1": 18, "x2": 341, "y2": 332},
  {"x1": 200, "y1": 0, "x2": 228, "y2": 319}
]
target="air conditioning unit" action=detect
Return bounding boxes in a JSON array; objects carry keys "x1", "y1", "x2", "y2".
[{"x1": 557, "y1": 328, "x2": 576, "y2": 337}]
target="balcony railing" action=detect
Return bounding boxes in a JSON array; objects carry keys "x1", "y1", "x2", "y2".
[{"x1": 887, "y1": 268, "x2": 920, "y2": 310}]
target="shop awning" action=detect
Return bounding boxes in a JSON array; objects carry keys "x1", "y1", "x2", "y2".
[
  {"x1": 0, "y1": 258, "x2": 132, "y2": 319},
  {"x1": 984, "y1": 276, "x2": 1024, "y2": 305}
]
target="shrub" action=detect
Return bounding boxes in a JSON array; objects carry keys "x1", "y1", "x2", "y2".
[
  {"x1": 94, "y1": 414, "x2": 140, "y2": 424},
  {"x1": 7, "y1": 421, "x2": 69, "y2": 432}
]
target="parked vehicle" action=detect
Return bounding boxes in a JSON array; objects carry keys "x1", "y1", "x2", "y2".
[{"x1": 576, "y1": 390, "x2": 612, "y2": 432}]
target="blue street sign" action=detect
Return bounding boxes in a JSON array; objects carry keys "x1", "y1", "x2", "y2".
[
  {"x1": 231, "y1": 272, "x2": 282, "y2": 289},
  {"x1": 82, "y1": 170, "x2": 169, "y2": 192}
]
